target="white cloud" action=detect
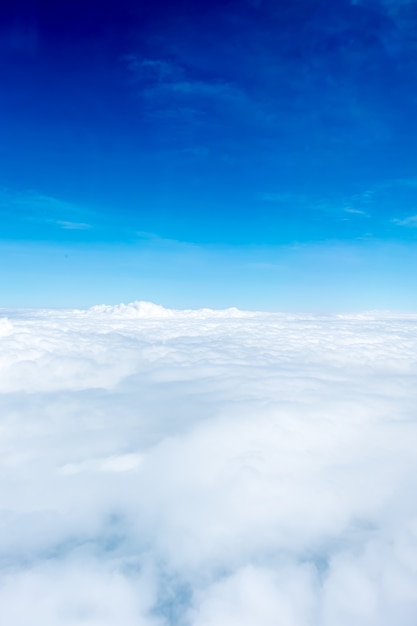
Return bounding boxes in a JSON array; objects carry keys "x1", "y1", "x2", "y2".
[
  {"x1": 393, "y1": 215, "x2": 417, "y2": 227},
  {"x1": 0, "y1": 302, "x2": 417, "y2": 624},
  {"x1": 259, "y1": 192, "x2": 307, "y2": 203},
  {"x1": 56, "y1": 220, "x2": 91, "y2": 230},
  {"x1": 0, "y1": 189, "x2": 94, "y2": 231},
  {"x1": 344, "y1": 207, "x2": 368, "y2": 215}
]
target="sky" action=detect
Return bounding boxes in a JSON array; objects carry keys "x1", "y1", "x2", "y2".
[
  {"x1": 0, "y1": 304, "x2": 417, "y2": 624},
  {"x1": 1, "y1": 0, "x2": 417, "y2": 308}
]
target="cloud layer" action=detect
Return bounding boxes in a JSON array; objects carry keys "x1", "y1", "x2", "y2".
[{"x1": 0, "y1": 302, "x2": 417, "y2": 624}]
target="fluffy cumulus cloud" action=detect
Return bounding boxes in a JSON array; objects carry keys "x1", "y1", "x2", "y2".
[{"x1": 0, "y1": 301, "x2": 417, "y2": 624}]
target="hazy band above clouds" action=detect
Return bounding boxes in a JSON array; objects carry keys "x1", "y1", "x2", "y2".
[{"x1": 0, "y1": 302, "x2": 416, "y2": 625}]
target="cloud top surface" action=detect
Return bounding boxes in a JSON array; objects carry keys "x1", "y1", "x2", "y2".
[{"x1": 0, "y1": 302, "x2": 416, "y2": 624}]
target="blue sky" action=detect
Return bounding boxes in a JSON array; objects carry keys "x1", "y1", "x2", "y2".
[{"x1": 1, "y1": 0, "x2": 417, "y2": 309}]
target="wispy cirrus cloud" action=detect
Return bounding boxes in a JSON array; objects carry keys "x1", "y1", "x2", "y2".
[
  {"x1": 343, "y1": 207, "x2": 369, "y2": 216},
  {"x1": 0, "y1": 189, "x2": 94, "y2": 232},
  {"x1": 125, "y1": 53, "x2": 251, "y2": 129},
  {"x1": 392, "y1": 214, "x2": 417, "y2": 227},
  {"x1": 56, "y1": 220, "x2": 91, "y2": 230},
  {"x1": 258, "y1": 192, "x2": 308, "y2": 204}
]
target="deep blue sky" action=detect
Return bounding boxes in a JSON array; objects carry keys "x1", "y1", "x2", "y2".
[{"x1": 1, "y1": 0, "x2": 417, "y2": 309}]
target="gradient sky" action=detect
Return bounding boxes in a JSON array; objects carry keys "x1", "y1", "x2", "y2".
[{"x1": 1, "y1": 0, "x2": 417, "y2": 309}]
